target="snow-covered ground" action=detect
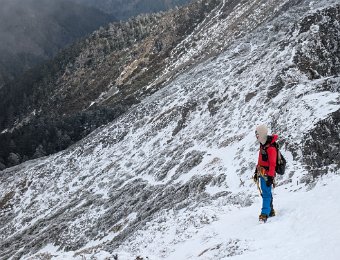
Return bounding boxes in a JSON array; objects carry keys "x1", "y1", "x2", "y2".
[
  {"x1": 163, "y1": 175, "x2": 340, "y2": 260},
  {"x1": 158, "y1": 177, "x2": 339, "y2": 260},
  {"x1": 30, "y1": 174, "x2": 340, "y2": 260}
]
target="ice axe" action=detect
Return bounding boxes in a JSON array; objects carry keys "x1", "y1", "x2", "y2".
[{"x1": 254, "y1": 173, "x2": 262, "y2": 197}]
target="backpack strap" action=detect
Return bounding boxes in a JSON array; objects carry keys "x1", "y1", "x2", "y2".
[{"x1": 267, "y1": 142, "x2": 284, "y2": 168}]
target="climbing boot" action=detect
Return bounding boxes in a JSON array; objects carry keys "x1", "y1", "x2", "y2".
[
  {"x1": 269, "y1": 209, "x2": 276, "y2": 217},
  {"x1": 259, "y1": 213, "x2": 268, "y2": 223}
]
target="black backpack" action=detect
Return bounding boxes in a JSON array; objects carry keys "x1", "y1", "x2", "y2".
[{"x1": 270, "y1": 142, "x2": 286, "y2": 175}]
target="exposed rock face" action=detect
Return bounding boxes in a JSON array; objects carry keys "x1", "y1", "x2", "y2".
[
  {"x1": 303, "y1": 109, "x2": 340, "y2": 179},
  {"x1": 294, "y1": 4, "x2": 340, "y2": 179},
  {"x1": 294, "y1": 5, "x2": 340, "y2": 79}
]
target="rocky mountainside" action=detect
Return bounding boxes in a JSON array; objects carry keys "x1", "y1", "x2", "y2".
[
  {"x1": 0, "y1": 0, "x2": 339, "y2": 259},
  {"x1": 0, "y1": 0, "x2": 323, "y2": 170},
  {"x1": 0, "y1": 0, "x2": 116, "y2": 88},
  {"x1": 71, "y1": 0, "x2": 192, "y2": 20},
  {"x1": 0, "y1": 0, "x2": 220, "y2": 169}
]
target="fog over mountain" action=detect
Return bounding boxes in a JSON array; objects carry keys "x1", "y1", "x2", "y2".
[
  {"x1": 0, "y1": 0, "x2": 193, "y2": 89},
  {"x1": 71, "y1": 0, "x2": 192, "y2": 20},
  {"x1": 0, "y1": 0, "x2": 116, "y2": 88}
]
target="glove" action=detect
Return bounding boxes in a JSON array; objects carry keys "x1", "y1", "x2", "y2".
[
  {"x1": 253, "y1": 170, "x2": 258, "y2": 182},
  {"x1": 266, "y1": 176, "x2": 274, "y2": 187},
  {"x1": 253, "y1": 173, "x2": 258, "y2": 182}
]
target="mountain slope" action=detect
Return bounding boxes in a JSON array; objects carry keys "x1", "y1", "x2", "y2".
[
  {"x1": 14, "y1": 176, "x2": 340, "y2": 259},
  {"x1": 0, "y1": 0, "x2": 339, "y2": 259},
  {"x1": 0, "y1": 0, "x2": 322, "y2": 169},
  {"x1": 0, "y1": 0, "x2": 221, "y2": 169}
]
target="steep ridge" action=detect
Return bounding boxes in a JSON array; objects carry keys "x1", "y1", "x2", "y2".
[
  {"x1": 0, "y1": 0, "x2": 339, "y2": 259},
  {"x1": 0, "y1": 0, "x2": 310, "y2": 169}
]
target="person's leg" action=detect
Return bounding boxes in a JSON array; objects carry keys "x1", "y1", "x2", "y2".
[{"x1": 260, "y1": 176, "x2": 272, "y2": 216}]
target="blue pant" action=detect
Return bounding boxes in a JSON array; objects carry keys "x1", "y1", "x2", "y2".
[{"x1": 260, "y1": 176, "x2": 273, "y2": 216}]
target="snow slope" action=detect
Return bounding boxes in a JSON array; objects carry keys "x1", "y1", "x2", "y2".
[
  {"x1": 136, "y1": 175, "x2": 340, "y2": 260},
  {"x1": 0, "y1": 0, "x2": 339, "y2": 259},
  {"x1": 188, "y1": 176, "x2": 340, "y2": 260},
  {"x1": 27, "y1": 167, "x2": 340, "y2": 260}
]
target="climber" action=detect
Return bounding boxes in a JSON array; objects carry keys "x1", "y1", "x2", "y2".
[{"x1": 253, "y1": 124, "x2": 277, "y2": 223}]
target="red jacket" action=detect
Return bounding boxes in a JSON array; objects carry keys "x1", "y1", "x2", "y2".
[{"x1": 257, "y1": 134, "x2": 278, "y2": 177}]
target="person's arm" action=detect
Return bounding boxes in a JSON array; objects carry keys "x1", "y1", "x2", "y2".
[
  {"x1": 257, "y1": 147, "x2": 261, "y2": 167},
  {"x1": 267, "y1": 146, "x2": 277, "y2": 177}
]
